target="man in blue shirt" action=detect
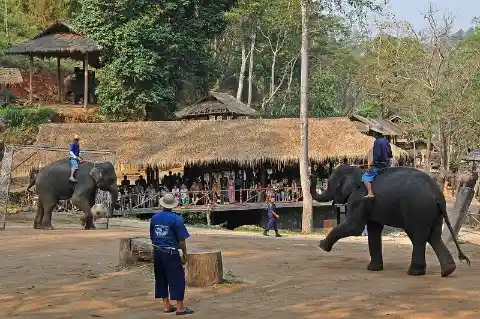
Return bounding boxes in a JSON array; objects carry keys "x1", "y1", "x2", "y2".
[
  {"x1": 69, "y1": 135, "x2": 83, "y2": 182},
  {"x1": 361, "y1": 131, "x2": 393, "y2": 198},
  {"x1": 150, "y1": 193, "x2": 194, "y2": 315},
  {"x1": 263, "y1": 197, "x2": 281, "y2": 237}
]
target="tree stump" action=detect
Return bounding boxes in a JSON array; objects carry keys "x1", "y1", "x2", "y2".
[
  {"x1": 442, "y1": 187, "x2": 474, "y2": 243},
  {"x1": 186, "y1": 250, "x2": 223, "y2": 287},
  {"x1": 119, "y1": 237, "x2": 153, "y2": 267}
]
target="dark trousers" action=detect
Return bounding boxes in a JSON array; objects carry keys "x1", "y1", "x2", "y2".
[
  {"x1": 154, "y1": 249, "x2": 185, "y2": 301},
  {"x1": 265, "y1": 218, "x2": 278, "y2": 231}
]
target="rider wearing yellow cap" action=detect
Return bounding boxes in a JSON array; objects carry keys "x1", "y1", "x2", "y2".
[{"x1": 69, "y1": 135, "x2": 83, "y2": 182}]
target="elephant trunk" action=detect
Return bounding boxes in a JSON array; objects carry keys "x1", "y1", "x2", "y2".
[
  {"x1": 108, "y1": 184, "x2": 119, "y2": 218},
  {"x1": 312, "y1": 188, "x2": 332, "y2": 202}
]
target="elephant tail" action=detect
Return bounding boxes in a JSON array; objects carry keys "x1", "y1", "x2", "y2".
[{"x1": 439, "y1": 201, "x2": 471, "y2": 266}]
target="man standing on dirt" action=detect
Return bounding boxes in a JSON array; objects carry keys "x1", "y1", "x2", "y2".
[
  {"x1": 150, "y1": 193, "x2": 194, "y2": 315},
  {"x1": 263, "y1": 197, "x2": 281, "y2": 237},
  {"x1": 69, "y1": 135, "x2": 83, "y2": 182}
]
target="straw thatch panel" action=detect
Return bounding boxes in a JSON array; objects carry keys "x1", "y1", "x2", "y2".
[
  {"x1": 0, "y1": 68, "x2": 23, "y2": 85},
  {"x1": 176, "y1": 91, "x2": 257, "y2": 119},
  {"x1": 26, "y1": 118, "x2": 406, "y2": 170},
  {"x1": 6, "y1": 22, "x2": 101, "y2": 68}
]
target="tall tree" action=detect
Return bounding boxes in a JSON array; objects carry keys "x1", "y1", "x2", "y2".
[
  {"x1": 76, "y1": 0, "x2": 234, "y2": 120},
  {"x1": 299, "y1": 0, "x2": 311, "y2": 233}
]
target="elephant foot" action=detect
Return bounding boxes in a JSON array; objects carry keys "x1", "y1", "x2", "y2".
[
  {"x1": 42, "y1": 225, "x2": 55, "y2": 230},
  {"x1": 367, "y1": 262, "x2": 384, "y2": 271},
  {"x1": 407, "y1": 265, "x2": 426, "y2": 276},
  {"x1": 84, "y1": 224, "x2": 96, "y2": 230},
  {"x1": 34, "y1": 223, "x2": 42, "y2": 229},
  {"x1": 440, "y1": 263, "x2": 456, "y2": 277},
  {"x1": 318, "y1": 240, "x2": 332, "y2": 252}
]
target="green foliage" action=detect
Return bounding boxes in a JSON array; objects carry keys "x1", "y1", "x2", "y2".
[
  {"x1": 0, "y1": 106, "x2": 55, "y2": 128},
  {"x1": 75, "y1": 0, "x2": 234, "y2": 120},
  {"x1": 357, "y1": 100, "x2": 382, "y2": 118}
]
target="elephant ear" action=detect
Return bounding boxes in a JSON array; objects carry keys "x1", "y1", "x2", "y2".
[{"x1": 90, "y1": 166, "x2": 103, "y2": 183}]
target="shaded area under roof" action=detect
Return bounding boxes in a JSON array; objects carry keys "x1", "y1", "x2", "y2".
[
  {"x1": 24, "y1": 117, "x2": 407, "y2": 169},
  {"x1": 5, "y1": 22, "x2": 101, "y2": 68},
  {"x1": 176, "y1": 91, "x2": 257, "y2": 119}
]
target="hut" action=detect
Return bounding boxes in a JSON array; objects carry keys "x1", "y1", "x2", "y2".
[
  {"x1": 5, "y1": 21, "x2": 101, "y2": 108},
  {"x1": 349, "y1": 114, "x2": 404, "y2": 144},
  {"x1": 176, "y1": 90, "x2": 257, "y2": 120},
  {"x1": 13, "y1": 118, "x2": 406, "y2": 183},
  {"x1": 0, "y1": 68, "x2": 23, "y2": 105}
]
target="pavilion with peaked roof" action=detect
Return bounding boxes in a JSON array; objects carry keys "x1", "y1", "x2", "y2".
[
  {"x1": 6, "y1": 21, "x2": 101, "y2": 108},
  {"x1": 176, "y1": 90, "x2": 257, "y2": 120}
]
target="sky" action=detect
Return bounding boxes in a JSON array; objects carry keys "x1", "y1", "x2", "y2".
[{"x1": 387, "y1": 0, "x2": 478, "y2": 31}]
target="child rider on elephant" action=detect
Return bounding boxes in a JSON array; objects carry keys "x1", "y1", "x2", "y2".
[
  {"x1": 69, "y1": 135, "x2": 83, "y2": 182},
  {"x1": 362, "y1": 131, "x2": 393, "y2": 198}
]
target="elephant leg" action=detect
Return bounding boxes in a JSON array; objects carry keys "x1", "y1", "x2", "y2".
[
  {"x1": 40, "y1": 199, "x2": 57, "y2": 230},
  {"x1": 319, "y1": 216, "x2": 366, "y2": 252},
  {"x1": 366, "y1": 220, "x2": 384, "y2": 271},
  {"x1": 33, "y1": 200, "x2": 44, "y2": 229},
  {"x1": 405, "y1": 228, "x2": 429, "y2": 276},
  {"x1": 428, "y1": 216, "x2": 456, "y2": 277},
  {"x1": 71, "y1": 196, "x2": 95, "y2": 230}
]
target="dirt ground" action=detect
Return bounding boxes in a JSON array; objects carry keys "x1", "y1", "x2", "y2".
[{"x1": 1, "y1": 213, "x2": 480, "y2": 319}]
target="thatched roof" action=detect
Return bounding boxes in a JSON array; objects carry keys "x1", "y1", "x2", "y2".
[
  {"x1": 176, "y1": 91, "x2": 257, "y2": 119},
  {"x1": 350, "y1": 114, "x2": 404, "y2": 136},
  {"x1": 25, "y1": 118, "x2": 407, "y2": 169},
  {"x1": 0, "y1": 68, "x2": 23, "y2": 84},
  {"x1": 6, "y1": 22, "x2": 101, "y2": 68}
]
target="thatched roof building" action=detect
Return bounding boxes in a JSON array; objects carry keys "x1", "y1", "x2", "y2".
[
  {"x1": 22, "y1": 118, "x2": 406, "y2": 170},
  {"x1": 6, "y1": 22, "x2": 101, "y2": 68},
  {"x1": 0, "y1": 68, "x2": 23, "y2": 85},
  {"x1": 176, "y1": 91, "x2": 256, "y2": 120}
]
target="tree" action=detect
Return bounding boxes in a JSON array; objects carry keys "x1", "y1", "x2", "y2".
[
  {"x1": 299, "y1": 0, "x2": 311, "y2": 233},
  {"x1": 75, "y1": 0, "x2": 234, "y2": 120}
]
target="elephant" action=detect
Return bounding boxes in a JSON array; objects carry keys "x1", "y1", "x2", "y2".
[
  {"x1": 34, "y1": 159, "x2": 118, "y2": 230},
  {"x1": 26, "y1": 167, "x2": 39, "y2": 193},
  {"x1": 309, "y1": 165, "x2": 470, "y2": 277},
  {"x1": 450, "y1": 171, "x2": 478, "y2": 197}
]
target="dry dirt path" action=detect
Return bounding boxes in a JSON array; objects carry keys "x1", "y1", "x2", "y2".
[{"x1": 1, "y1": 213, "x2": 479, "y2": 319}]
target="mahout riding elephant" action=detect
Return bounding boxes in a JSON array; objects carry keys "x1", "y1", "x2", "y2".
[
  {"x1": 34, "y1": 159, "x2": 118, "y2": 230},
  {"x1": 450, "y1": 170, "x2": 478, "y2": 197},
  {"x1": 309, "y1": 165, "x2": 470, "y2": 277}
]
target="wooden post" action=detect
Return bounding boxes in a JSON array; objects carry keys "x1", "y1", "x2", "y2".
[
  {"x1": 442, "y1": 187, "x2": 474, "y2": 243},
  {"x1": 29, "y1": 55, "x2": 33, "y2": 103},
  {"x1": 57, "y1": 57, "x2": 62, "y2": 103},
  {"x1": 84, "y1": 53, "x2": 89, "y2": 109},
  {"x1": 185, "y1": 250, "x2": 223, "y2": 287},
  {"x1": 119, "y1": 237, "x2": 153, "y2": 267},
  {"x1": 413, "y1": 141, "x2": 416, "y2": 168},
  {"x1": 206, "y1": 205, "x2": 211, "y2": 226}
]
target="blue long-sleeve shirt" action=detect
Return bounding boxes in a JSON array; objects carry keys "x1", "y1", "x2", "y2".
[
  {"x1": 69, "y1": 142, "x2": 80, "y2": 159},
  {"x1": 372, "y1": 137, "x2": 392, "y2": 168}
]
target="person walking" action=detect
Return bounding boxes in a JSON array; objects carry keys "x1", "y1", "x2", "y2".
[
  {"x1": 150, "y1": 193, "x2": 194, "y2": 315},
  {"x1": 263, "y1": 197, "x2": 282, "y2": 237}
]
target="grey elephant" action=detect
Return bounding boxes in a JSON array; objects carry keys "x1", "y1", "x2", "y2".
[
  {"x1": 310, "y1": 165, "x2": 470, "y2": 277},
  {"x1": 34, "y1": 159, "x2": 118, "y2": 230}
]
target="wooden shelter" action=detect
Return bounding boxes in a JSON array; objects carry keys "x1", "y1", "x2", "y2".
[
  {"x1": 349, "y1": 114, "x2": 404, "y2": 144},
  {"x1": 26, "y1": 118, "x2": 407, "y2": 171},
  {"x1": 5, "y1": 22, "x2": 101, "y2": 108},
  {"x1": 0, "y1": 68, "x2": 23, "y2": 105},
  {"x1": 176, "y1": 91, "x2": 257, "y2": 120}
]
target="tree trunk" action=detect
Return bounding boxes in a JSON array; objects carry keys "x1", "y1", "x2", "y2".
[
  {"x1": 186, "y1": 250, "x2": 223, "y2": 287},
  {"x1": 247, "y1": 31, "x2": 256, "y2": 109},
  {"x1": 425, "y1": 135, "x2": 432, "y2": 171},
  {"x1": 270, "y1": 51, "x2": 277, "y2": 98},
  {"x1": 236, "y1": 38, "x2": 247, "y2": 100},
  {"x1": 300, "y1": 0, "x2": 312, "y2": 234},
  {"x1": 119, "y1": 237, "x2": 153, "y2": 267}
]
